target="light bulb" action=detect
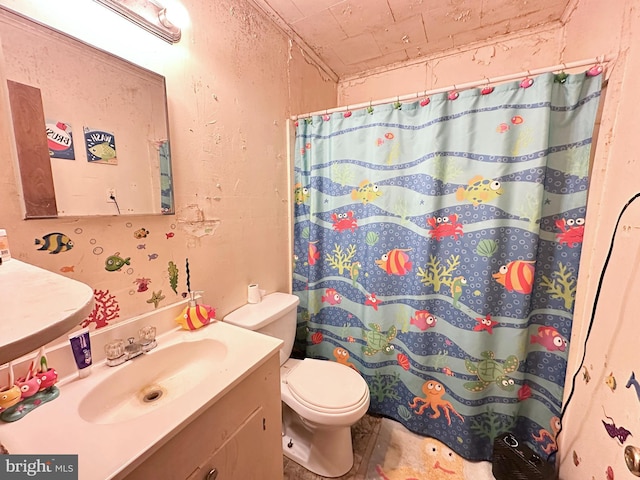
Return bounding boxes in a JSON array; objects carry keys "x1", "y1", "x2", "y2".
[{"x1": 158, "y1": 0, "x2": 189, "y2": 30}]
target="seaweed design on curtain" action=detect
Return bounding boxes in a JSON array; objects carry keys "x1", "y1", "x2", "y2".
[{"x1": 292, "y1": 71, "x2": 602, "y2": 461}]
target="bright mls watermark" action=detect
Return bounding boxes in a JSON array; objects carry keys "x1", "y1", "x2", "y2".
[{"x1": 1, "y1": 455, "x2": 77, "y2": 479}]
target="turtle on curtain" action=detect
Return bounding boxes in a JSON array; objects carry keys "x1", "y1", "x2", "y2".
[{"x1": 292, "y1": 69, "x2": 602, "y2": 461}]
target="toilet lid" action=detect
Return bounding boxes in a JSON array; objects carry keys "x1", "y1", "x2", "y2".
[{"x1": 286, "y1": 359, "x2": 369, "y2": 413}]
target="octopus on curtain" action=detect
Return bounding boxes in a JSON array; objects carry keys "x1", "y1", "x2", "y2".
[
  {"x1": 409, "y1": 380, "x2": 464, "y2": 425},
  {"x1": 333, "y1": 347, "x2": 359, "y2": 372},
  {"x1": 532, "y1": 416, "x2": 561, "y2": 454}
]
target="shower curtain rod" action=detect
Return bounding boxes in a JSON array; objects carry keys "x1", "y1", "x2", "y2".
[{"x1": 291, "y1": 55, "x2": 610, "y2": 120}]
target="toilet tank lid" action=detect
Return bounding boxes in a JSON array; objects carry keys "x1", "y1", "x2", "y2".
[{"x1": 224, "y1": 292, "x2": 299, "y2": 330}]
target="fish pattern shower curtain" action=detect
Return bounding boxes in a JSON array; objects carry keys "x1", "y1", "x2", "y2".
[{"x1": 292, "y1": 71, "x2": 602, "y2": 461}]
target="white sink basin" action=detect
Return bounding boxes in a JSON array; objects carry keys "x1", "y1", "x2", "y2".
[{"x1": 78, "y1": 338, "x2": 227, "y2": 424}]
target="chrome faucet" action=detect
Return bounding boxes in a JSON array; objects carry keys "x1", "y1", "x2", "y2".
[
  {"x1": 104, "y1": 325, "x2": 157, "y2": 367},
  {"x1": 124, "y1": 337, "x2": 143, "y2": 360}
]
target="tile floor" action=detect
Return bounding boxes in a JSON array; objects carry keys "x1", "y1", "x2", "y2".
[{"x1": 282, "y1": 414, "x2": 383, "y2": 480}]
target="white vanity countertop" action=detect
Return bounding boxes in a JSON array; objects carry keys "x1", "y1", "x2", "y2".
[
  {"x1": 0, "y1": 259, "x2": 95, "y2": 366},
  {"x1": 0, "y1": 320, "x2": 282, "y2": 480}
]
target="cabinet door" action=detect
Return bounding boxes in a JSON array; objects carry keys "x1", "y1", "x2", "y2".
[
  {"x1": 187, "y1": 408, "x2": 277, "y2": 480},
  {"x1": 121, "y1": 355, "x2": 282, "y2": 480}
]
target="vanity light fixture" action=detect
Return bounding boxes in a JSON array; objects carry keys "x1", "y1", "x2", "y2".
[{"x1": 93, "y1": 0, "x2": 181, "y2": 44}]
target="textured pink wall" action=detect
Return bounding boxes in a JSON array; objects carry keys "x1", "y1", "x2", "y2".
[{"x1": 0, "y1": 0, "x2": 336, "y2": 334}]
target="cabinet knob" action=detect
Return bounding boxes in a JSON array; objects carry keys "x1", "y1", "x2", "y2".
[{"x1": 205, "y1": 468, "x2": 218, "y2": 480}]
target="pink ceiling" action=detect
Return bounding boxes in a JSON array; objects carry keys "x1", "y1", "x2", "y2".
[{"x1": 251, "y1": 0, "x2": 571, "y2": 79}]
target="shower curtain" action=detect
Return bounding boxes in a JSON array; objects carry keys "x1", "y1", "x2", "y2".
[{"x1": 292, "y1": 70, "x2": 602, "y2": 461}]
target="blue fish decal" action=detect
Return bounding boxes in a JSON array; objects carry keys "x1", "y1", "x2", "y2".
[{"x1": 35, "y1": 233, "x2": 73, "y2": 254}]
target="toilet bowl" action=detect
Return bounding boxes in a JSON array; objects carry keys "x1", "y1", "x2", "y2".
[
  {"x1": 224, "y1": 292, "x2": 370, "y2": 478},
  {"x1": 280, "y1": 357, "x2": 370, "y2": 477}
]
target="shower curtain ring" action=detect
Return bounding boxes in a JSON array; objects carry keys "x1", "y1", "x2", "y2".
[
  {"x1": 367, "y1": 101, "x2": 374, "y2": 114},
  {"x1": 521, "y1": 71, "x2": 534, "y2": 88},
  {"x1": 480, "y1": 77, "x2": 494, "y2": 95},
  {"x1": 420, "y1": 90, "x2": 430, "y2": 106}
]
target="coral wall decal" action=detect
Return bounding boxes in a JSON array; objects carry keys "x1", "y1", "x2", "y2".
[{"x1": 81, "y1": 289, "x2": 120, "y2": 329}]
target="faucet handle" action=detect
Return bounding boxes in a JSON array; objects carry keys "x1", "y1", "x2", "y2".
[
  {"x1": 104, "y1": 339, "x2": 126, "y2": 366},
  {"x1": 139, "y1": 325, "x2": 157, "y2": 352}
]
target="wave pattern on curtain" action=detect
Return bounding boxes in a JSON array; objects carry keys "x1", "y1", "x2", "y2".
[{"x1": 292, "y1": 71, "x2": 602, "y2": 461}]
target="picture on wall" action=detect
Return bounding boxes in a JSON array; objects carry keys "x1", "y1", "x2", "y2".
[
  {"x1": 46, "y1": 120, "x2": 75, "y2": 160},
  {"x1": 84, "y1": 127, "x2": 118, "y2": 165}
]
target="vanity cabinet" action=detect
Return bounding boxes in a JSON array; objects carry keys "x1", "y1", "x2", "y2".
[{"x1": 122, "y1": 354, "x2": 283, "y2": 480}]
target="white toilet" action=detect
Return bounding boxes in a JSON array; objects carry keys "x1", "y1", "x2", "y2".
[{"x1": 224, "y1": 292, "x2": 370, "y2": 478}]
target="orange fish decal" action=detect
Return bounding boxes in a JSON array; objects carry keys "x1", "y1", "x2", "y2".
[
  {"x1": 493, "y1": 260, "x2": 535, "y2": 294},
  {"x1": 59, "y1": 265, "x2": 75, "y2": 273},
  {"x1": 375, "y1": 248, "x2": 412, "y2": 275}
]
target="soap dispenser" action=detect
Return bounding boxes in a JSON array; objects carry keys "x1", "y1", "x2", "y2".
[{"x1": 175, "y1": 291, "x2": 215, "y2": 331}]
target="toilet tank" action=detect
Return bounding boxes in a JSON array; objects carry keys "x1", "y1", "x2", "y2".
[{"x1": 223, "y1": 292, "x2": 299, "y2": 366}]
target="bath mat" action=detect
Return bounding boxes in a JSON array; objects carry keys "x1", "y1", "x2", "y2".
[{"x1": 365, "y1": 418, "x2": 495, "y2": 480}]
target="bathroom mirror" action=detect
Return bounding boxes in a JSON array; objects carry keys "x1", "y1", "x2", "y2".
[{"x1": 0, "y1": 6, "x2": 174, "y2": 217}]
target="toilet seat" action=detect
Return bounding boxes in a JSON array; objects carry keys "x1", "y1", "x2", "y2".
[{"x1": 285, "y1": 358, "x2": 369, "y2": 414}]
